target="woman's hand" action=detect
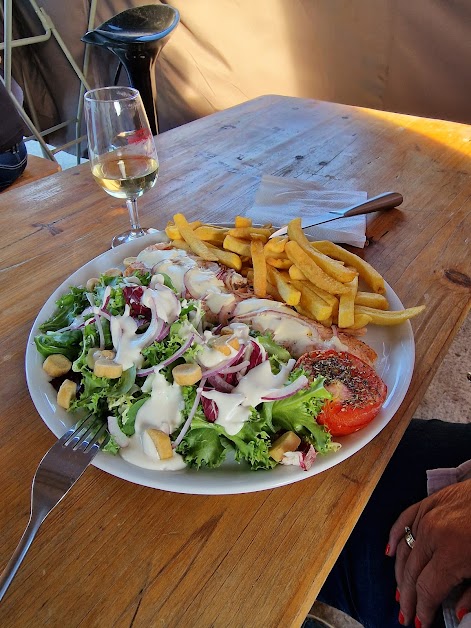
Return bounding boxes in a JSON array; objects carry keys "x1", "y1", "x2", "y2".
[{"x1": 387, "y1": 479, "x2": 471, "y2": 627}]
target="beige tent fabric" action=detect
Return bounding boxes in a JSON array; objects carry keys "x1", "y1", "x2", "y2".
[
  {"x1": 5, "y1": 0, "x2": 471, "y2": 148},
  {"x1": 156, "y1": 0, "x2": 393, "y2": 131}
]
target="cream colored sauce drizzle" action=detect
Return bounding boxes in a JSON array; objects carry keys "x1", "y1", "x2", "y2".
[
  {"x1": 120, "y1": 372, "x2": 186, "y2": 470},
  {"x1": 201, "y1": 359, "x2": 294, "y2": 435},
  {"x1": 109, "y1": 245, "x2": 333, "y2": 471}
]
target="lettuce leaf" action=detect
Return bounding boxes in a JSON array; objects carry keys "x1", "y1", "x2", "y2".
[
  {"x1": 39, "y1": 286, "x2": 89, "y2": 332},
  {"x1": 176, "y1": 420, "x2": 230, "y2": 469},
  {"x1": 263, "y1": 376, "x2": 336, "y2": 454},
  {"x1": 70, "y1": 365, "x2": 137, "y2": 420},
  {"x1": 34, "y1": 329, "x2": 83, "y2": 360},
  {"x1": 176, "y1": 411, "x2": 276, "y2": 471},
  {"x1": 141, "y1": 316, "x2": 202, "y2": 371},
  {"x1": 251, "y1": 331, "x2": 292, "y2": 370}
]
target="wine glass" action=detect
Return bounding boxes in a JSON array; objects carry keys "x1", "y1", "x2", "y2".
[{"x1": 84, "y1": 86, "x2": 159, "y2": 248}]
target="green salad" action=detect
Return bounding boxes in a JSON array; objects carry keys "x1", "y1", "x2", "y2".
[{"x1": 35, "y1": 244, "x2": 339, "y2": 472}]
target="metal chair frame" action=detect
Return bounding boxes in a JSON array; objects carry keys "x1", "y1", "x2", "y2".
[{"x1": 0, "y1": 0, "x2": 98, "y2": 163}]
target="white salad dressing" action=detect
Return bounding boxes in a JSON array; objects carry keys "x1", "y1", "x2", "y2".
[
  {"x1": 120, "y1": 434, "x2": 187, "y2": 471},
  {"x1": 233, "y1": 359, "x2": 294, "y2": 408},
  {"x1": 120, "y1": 372, "x2": 186, "y2": 470},
  {"x1": 233, "y1": 298, "x2": 295, "y2": 317},
  {"x1": 197, "y1": 344, "x2": 237, "y2": 368},
  {"x1": 142, "y1": 285, "x2": 181, "y2": 323},
  {"x1": 205, "y1": 291, "x2": 235, "y2": 314},
  {"x1": 200, "y1": 359, "x2": 295, "y2": 436},
  {"x1": 139, "y1": 247, "x2": 236, "y2": 317},
  {"x1": 244, "y1": 311, "x2": 321, "y2": 356},
  {"x1": 194, "y1": 330, "x2": 240, "y2": 368},
  {"x1": 201, "y1": 391, "x2": 249, "y2": 435},
  {"x1": 110, "y1": 306, "x2": 144, "y2": 370},
  {"x1": 137, "y1": 246, "x2": 190, "y2": 268},
  {"x1": 226, "y1": 322, "x2": 251, "y2": 340},
  {"x1": 281, "y1": 451, "x2": 303, "y2": 466},
  {"x1": 152, "y1": 260, "x2": 192, "y2": 293},
  {"x1": 184, "y1": 266, "x2": 236, "y2": 315},
  {"x1": 137, "y1": 372, "x2": 184, "y2": 433},
  {"x1": 323, "y1": 335, "x2": 348, "y2": 353},
  {"x1": 110, "y1": 286, "x2": 181, "y2": 371}
]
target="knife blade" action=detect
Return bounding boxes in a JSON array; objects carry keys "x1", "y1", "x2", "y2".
[{"x1": 269, "y1": 191, "x2": 403, "y2": 238}]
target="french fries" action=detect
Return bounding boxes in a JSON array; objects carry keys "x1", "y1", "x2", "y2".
[
  {"x1": 251, "y1": 239, "x2": 267, "y2": 298},
  {"x1": 206, "y1": 242, "x2": 242, "y2": 271},
  {"x1": 291, "y1": 279, "x2": 333, "y2": 322},
  {"x1": 166, "y1": 213, "x2": 425, "y2": 330},
  {"x1": 173, "y1": 214, "x2": 219, "y2": 262},
  {"x1": 354, "y1": 304, "x2": 426, "y2": 326},
  {"x1": 228, "y1": 226, "x2": 272, "y2": 241},
  {"x1": 285, "y1": 241, "x2": 349, "y2": 295},
  {"x1": 165, "y1": 220, "x2": 202, "y2": 240},
  {"x1": 194, "y1": 225, "x2": 227, "y2": 244},
  {"x1": 288, "y1": 218, "x2": 357, "y2": 283},
  {"x1": 355, "y1": 291, "x2": 389, "y2": 310},
  {"x1": 266, "y1": 266, "x2": 300, "y2": 306},
  {"x1": 312, "y1": 240, "x2": 386, "y2": 295},
  {"x1": 264, "y1": 236, "x2": 288, "y2": 255},
  {"x1": 223, "y1": 234, "x2": 252, "y2": 257},
  {"x1": 266, "y1": 257, "x2": 292, "y2": 269},
  {"x1": 235, "y1": 215, "x2": 252, "y2": 228},
  {"x1": 338, "y1": 276, "x2": 358, "y2": 328}
]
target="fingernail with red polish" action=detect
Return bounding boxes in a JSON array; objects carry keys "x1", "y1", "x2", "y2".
[
  {"x1": 415, "y1": 616, "x2": 422, "y2": 628},
  {"x1": 457, "y1": 608, "x2": 469, "y2": 622},
  {"x1": 385, "y1": 543, "x2": 390, "y2": 556},
  {"x1": 395, "y1": 588, "x2": 400, "y2": 602},
  {"x1": 398, "y1": 610, "x2": 405, "y2": 625}
]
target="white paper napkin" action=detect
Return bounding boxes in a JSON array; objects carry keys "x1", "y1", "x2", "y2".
[{"x1": 245, "y1": 175, "x2": 368, "y2": 248}]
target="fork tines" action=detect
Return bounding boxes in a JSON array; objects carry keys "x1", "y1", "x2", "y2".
[{"x1": 62, "y1": 416, "x2": 109, "y2": 452}]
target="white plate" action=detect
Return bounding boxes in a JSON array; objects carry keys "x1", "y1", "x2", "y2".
[{"x1": 26, "y1": 233, "x2": 415, "y2": 495}]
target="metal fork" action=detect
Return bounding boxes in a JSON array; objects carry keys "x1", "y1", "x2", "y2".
[{"x1": 0, "y1": 415, "x2": 108, "y2": 602}]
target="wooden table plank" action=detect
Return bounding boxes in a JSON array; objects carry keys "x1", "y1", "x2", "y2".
[
  {"x1": 8, "y1": 154, "x2": 61, "y2": 190},
  {"x1": 0, "y1": 95, "x2": 469, "y2": 628}
]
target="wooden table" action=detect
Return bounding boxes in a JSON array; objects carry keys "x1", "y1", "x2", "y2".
[
  {"x1": 9, "y1": 155, "x2": 61, "y2": 190},
  {"x1": 0, "y1": 95, "x2": 469, "y2": 628}
]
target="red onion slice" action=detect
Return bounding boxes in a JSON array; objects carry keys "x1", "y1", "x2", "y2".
[
  {"x1": 173, "y1": 378, "x2": 207, "y2": 447},
  {"x1": 220, "y1": 359, "x2": 250, "y2": 375},
  {"x1": 207, "y1": 375, "x2": 234, "y2": 393},
  {"x1": 260, "y1": 374, "x2": 309, "y2": 401},
  {"x1": 155, "y1": 322, "x2": 170, "y2": 342},
  {"x1": 201, "y1": 344, "x2": 246, "y2": 379},
  {"x1": 98, "y1": 308, "x2": 112, "y2": 321},
  {"x1": 107, "y1": 415, "x2": 130, "y2": 448},
  {"x1": 95, "y1": 313, "x2": 105, "y2": 349},
  {"x1": 136, "y1": 333, "x2": 195, "y2": 377}
]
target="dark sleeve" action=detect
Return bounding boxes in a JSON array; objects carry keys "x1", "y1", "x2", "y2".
[{"x1": 0, "y1": 81, "x2": 29, "y2": 152}]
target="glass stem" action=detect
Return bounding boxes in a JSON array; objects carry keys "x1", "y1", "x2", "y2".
[{"x1": 126, "y1": 198, "x2": 141, "y2": 231}]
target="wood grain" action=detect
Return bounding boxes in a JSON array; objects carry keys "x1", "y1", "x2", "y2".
[
  {"x1": 8, "y1": 154, "x2": 61, "y2": 190},
  {"x1": 0, "y1": 95, "x2": 469, "y2": 628}
]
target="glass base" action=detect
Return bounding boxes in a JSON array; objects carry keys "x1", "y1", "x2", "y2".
[{"x1": 111, "y1": 227, "x2": 159, "y2": 248}]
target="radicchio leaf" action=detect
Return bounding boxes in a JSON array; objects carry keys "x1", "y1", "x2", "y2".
[{"x1": 200, "y1": 389, "x2": 219, "y2": 422}]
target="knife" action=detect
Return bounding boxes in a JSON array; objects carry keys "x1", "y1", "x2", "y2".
[{"x1": 269, "y1": 191, "x2": 403, "y2": 238}]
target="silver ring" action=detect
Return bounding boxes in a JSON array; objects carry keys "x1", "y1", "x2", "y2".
[{"x1": 404, "y1": 526, "x2": 416, "y2": 549}]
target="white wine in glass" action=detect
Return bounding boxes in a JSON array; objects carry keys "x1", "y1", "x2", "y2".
[{"x1": 84, "y1": 86, "x2": 159, "y2": 248}]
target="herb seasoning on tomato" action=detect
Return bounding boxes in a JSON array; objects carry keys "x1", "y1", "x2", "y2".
[{"x1": 295, "y1": 350, "x2": 387, "y2": 436}]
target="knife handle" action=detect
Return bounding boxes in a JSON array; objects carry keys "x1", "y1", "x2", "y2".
[{"x1": 343, "y1": 192, "x2": 403, "y2": 217}]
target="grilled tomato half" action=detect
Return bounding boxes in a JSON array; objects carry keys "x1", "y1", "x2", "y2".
[{"x1": 295, "y1": 349, "x2": 387, "y2": 436}]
